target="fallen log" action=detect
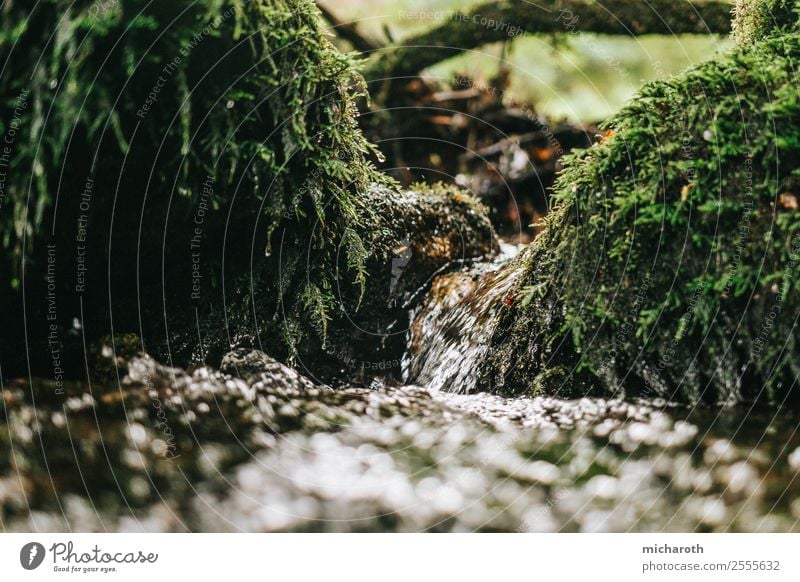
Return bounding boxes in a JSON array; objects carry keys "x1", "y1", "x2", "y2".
[{"x1": 364, "y1": 0, "x2": 733, "y2": 81}]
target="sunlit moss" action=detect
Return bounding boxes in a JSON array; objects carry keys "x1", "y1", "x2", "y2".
[
  {"x1": 486, "y1": 29, "x2": 800, "y2": 404},
  {"x1": 733, "y1": 0, "x2": 800, "y2": 46}
]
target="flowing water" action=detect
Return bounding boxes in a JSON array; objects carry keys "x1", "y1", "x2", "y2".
[
  {"x1": 403, "y1": 242, "x2": 522, "y2": 393},
  {"x1": 2, "y1": 249, "x2": 800, "y2": 532}
]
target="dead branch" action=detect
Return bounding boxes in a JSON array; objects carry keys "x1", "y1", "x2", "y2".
[{"x1": 364, "y1": 0, "x2": 733, "y2": 81}]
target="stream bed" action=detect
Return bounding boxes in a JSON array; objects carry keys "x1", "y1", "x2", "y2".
[
  {"x1": 2, "y1": 246, "x2": 799, "y2": 532},
  {"x1": 2, "y1": 351, "x2": 800, "y2": 532}
]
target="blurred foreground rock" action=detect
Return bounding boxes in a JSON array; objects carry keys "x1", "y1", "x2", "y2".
[{"x1": 2, "y1": 351, "x2": 800, "y2": 532}]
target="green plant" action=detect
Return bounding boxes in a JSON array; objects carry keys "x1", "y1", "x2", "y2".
[
  {"x1": 486, "y1": 23, "x2": 800, "y2": 404},
  {"x1": 0, "y1": 0, "x2": 392, "y2": 371}
]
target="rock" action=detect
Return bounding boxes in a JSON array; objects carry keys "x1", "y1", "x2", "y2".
[
  {"x1": 4, "y1": 360, "x2": 799, "y2": 531},
  {"x1": 484, "y1": 17, "x2": 800, "y2": 404},
  {"x1": 0, "y1": 0, "x2": 497, "y2": 388},
  {"x1": 220, "y1": 349, "x2": 317, "y2": 391},
  {"x1": 211, "y1": 183, "x2": 496, "y2": 385}
]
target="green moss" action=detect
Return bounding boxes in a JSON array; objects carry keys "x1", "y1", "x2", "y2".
[
  {"x1": 0, "y1": 0, "x2": 398, "y2": 373},
  {"x1": 486, "y1": 33, "x2": 800, "y2": 404},
  {"x1": 732, "y1": 0, "x2": 800, "y2": 46},
  {"x1": 195, "y1": 182, "x2": 496, "y2": 379}
]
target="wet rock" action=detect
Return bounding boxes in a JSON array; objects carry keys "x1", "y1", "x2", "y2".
[
  {"x1": 188, "y1": 182, "x2": 497, "y2": 388},
  {"x1": 3, "y1": 356, "x2": 799, "y2": 532},
  {"x1": 220, "y1": 349, "x2": 318, "y2": 390},
  {"x1": 302, "y1": 184, "x2": 498, "y2": 385}
]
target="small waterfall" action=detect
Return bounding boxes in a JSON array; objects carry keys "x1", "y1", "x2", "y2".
[{"x1": 402, "y1": 243, "x2": 522, "y2": 393}]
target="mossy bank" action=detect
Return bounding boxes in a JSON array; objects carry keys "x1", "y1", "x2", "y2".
[
  {"x1": 0, "y1": 0, "x2": 494, "y2": 381},
  {"x1": 485, "y1": 11, "x2": 800, "y2": 404}
]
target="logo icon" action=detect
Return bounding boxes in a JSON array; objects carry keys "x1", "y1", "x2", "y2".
[{"x1": 20, "y1": 542, "x2": 46, "y2": 570}]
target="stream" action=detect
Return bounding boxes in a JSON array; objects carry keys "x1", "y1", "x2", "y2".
[{"x1": 2, "y1": 249, "x2": 800, "y2": 532}]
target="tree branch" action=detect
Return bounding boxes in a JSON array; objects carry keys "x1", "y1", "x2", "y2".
[
  {"x1": 364, "y1": 0, "x2": 733, "y2": 81},
  {"x1": 316, "y1": 2, "x2": 380, "y2": 53}
]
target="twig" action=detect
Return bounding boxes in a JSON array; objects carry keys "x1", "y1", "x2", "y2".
[{"x1": 316, "y1": 2, "x2": 380, "y2": 53}]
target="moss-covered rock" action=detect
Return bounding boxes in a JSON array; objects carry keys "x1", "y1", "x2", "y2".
[
  {"x1": 484, "y1": 30, "x2": 800, "y2": 404},
  {"x1": 0, "y1": 0, "x2": 494, "y2": 380},
  {"x1": 194, "y1": 183, "x2": 496, "y2": 383}
]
